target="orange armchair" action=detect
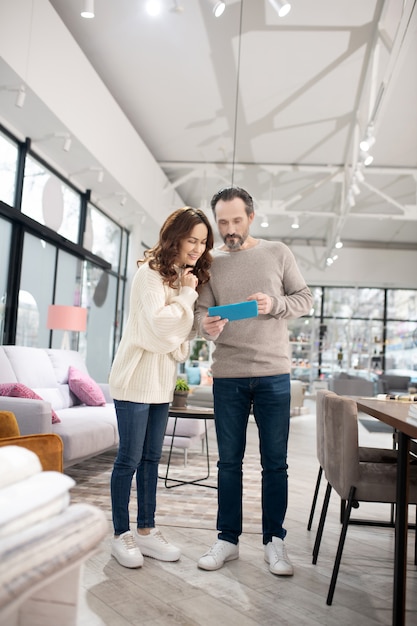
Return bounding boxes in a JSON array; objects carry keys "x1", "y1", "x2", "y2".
[{"x1": 0, "y1": 411, "x2": 63, "y2": 472}]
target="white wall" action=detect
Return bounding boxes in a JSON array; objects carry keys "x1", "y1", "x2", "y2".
[{"x1": 292, "y1": 245, "x2": 417, "y2": 288}]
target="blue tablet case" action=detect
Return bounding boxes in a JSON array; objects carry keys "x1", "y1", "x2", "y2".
[{"x1": 208, "y1": 300, "x2": 258, "y2": 321}]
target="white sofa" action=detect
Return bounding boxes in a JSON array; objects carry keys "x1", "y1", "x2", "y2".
[
  {"x1": 0, "y1": 346, "x2": 119, "y2": 468},
  {"x1": 0, "y1": 346, "x2": 213, "y2": 469}
]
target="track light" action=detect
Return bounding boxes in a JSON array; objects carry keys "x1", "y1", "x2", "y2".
[
  {"x1": 347, "y1": 190, "x2": 355, "y2": 207},
  {"x1": 359, "y1": 134, "x2": 375, "y2": 152},
  {"x1": 351, "y1": 182, "x2": 360, "y2": 196},
  {"x1": 268, "y1": 0, "x2": 291, "y2": 17},
  {"x1": 360, "y1": 151, "x2": 374, "y2": 167},
  {"x1": 63, "y1": 135, "x2": 72, "y2": 152},
  {"x1": 1, "y1": 84, "x2": 27, "y2": 107},
  {"x1": 354, "y1": 168, "x2": 364, "y2": 183},
  {"x1": 260, "y1": 214, "x2": 269, "y2": 228},
  {"x1": 114, "y1": 192, "x2": 127, "y2": 206},
  {"x1": 99, "y1": 191, "x2": 127, "y2": 206},
  {"x1": 335, "y1": 238, "x2": 343, "y2": 250},
  {"x1": 70, "y1": 167, "x2": 104, "y2": 183},
  {"x1": 291, "y1": 215, "x2": 299, "y2": 229},
  {"x1": 145, "y1": 0, "x2": 162, "y2": 16},
  {"x1": 15, "y1": 85, "x2": 26, "y2": 108},
  {"x1": 210, "y1": 1, "x2": 226, "y2": 17},
  {"x1": 81, "y1": 0, "x2": 94, "y2": 18},
  {"x1": 33, "y1": 132, "x2": 72, "y2": 152}
]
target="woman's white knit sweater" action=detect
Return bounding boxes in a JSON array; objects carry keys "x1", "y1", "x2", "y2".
[{"x1": 109, "y1": 262, "x2": 197, "y2": 404}]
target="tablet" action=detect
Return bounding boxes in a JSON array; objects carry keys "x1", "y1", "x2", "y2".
[{"x1": 208, "y1": 300, "x2": 258, "y2": 321}]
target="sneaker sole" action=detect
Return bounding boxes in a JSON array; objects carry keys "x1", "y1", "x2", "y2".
[
  {"x1": 111, "y1": 551, "x2": 143, "y2": 568},
  {"x1": 198, "y1": 552, "x2": 239, "y2": 571},
  {"x1": 139, "y1": 550, "x2": 180, "y2": 562}
]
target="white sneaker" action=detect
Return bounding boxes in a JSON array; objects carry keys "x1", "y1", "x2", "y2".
[
  {"x1": 198, "y1": 539, "x2": 239, "y2": 571},
  {"x1": 134, "y1": 528, "x2": 181, "y2": 562},
  {"x1": 111, "y1": 530, "x2": 144, "y2": 568},
  {"x1": 264, "y1": 537, "x2": 294, "y2": 576}
]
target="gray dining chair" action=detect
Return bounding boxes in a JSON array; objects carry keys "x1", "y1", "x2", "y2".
[
  {"x1": 308, "y1": 389, "x2": 396, "y2": 534},
  {"x1": 312, "y1": 393, "x2": 417, "y2": 606},
  {"x1": 307, "y1": 389, "x2": 335, "y2": 531}
]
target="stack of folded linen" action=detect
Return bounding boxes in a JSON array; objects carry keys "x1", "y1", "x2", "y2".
[{"x1": 0, "y1": 446, "x2": 107, "y2": 626}]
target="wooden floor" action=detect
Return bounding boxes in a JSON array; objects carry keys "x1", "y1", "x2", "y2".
[{"x1": 76, "y1": 398, "x2": 417, "y2": 625}]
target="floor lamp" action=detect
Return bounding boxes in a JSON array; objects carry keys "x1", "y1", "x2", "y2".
[{"x1": 47, "y1": 305, "x2": 87, "y2": 350}]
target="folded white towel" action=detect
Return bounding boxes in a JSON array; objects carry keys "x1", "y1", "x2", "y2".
[
  {"x1": 0, "y1": 446, "x2": 41, "y2": 489},
  {"x1": 0, "y1": 471, "x2": 75, "y2": 535}
]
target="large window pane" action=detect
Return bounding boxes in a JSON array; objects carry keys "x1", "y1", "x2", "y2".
[
  {"x1": 385, "y1": 321, "x2": 417, "y2": 380},
  {"x1": 52, "y1": 251, "x2": 84, "y2": 350},
  {"x1": 17, "y1": 233, "x2": 56, "y2": 347},
  {"x1": 80, "y1": 262, "x2": 116, "y2": 381},
  {"x1": 0, "y1": 131, "x2": 18, "y2": 205},
  {"x1": 0, "y1": 217, "x2": 12, "y2": 343},
  {"x1": 387, "y1": 290, "x2": 417, "y2": 321},
  {"x1": 21, "y1": 155, "x2": 80, "y2": 244},
  {"x1": 323, "y1": 287, "x2": 384, "y2": 319},
  {"x1": 321, "y1": 318, "x2": 384, "y2": 376},
  {"x1": 83, "y1": 204, "x2": 121, "y2": 270}
]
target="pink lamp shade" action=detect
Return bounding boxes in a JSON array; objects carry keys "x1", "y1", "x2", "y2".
[{"x1": 47, "y1": 305, "x2": 87, "y2": 332}]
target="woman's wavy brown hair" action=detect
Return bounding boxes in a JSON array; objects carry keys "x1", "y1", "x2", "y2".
[{"x1": 139, "y1": 207, "x2": 213, "y2": 291}]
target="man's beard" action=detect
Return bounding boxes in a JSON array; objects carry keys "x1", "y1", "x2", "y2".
[{"x1": 223, "y1": 233, "x2": 245, "y2": 250}]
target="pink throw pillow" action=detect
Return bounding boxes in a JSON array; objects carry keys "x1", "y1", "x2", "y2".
[
  {"x1": 0, "y1": 382, "x2": 61, "y2": 424},
  {"x1": 68, "y1": 366, "x2": 106, "y2": 406}
]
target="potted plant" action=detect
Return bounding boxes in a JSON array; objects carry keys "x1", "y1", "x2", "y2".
[{"x1": 172, "y1": 377, "x2": 190, "y2": 408}]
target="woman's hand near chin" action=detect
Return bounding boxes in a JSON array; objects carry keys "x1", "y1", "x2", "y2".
[{"x1": 181, "y1": 267, "x2": 198, "y2": 290}]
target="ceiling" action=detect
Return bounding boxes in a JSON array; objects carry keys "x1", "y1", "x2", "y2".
[{"x1": 3, "y1": 0, "x2": 417, "y2": 261}]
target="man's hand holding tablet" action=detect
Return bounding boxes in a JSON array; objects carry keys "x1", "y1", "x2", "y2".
[{"x1": 208, "y1": 300, "x2": 258, "y2": 321}]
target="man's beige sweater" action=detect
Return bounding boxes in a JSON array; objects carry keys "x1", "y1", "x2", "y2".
[{"x1": 196, "y1": 239, "x2": 313, "y2": 378}]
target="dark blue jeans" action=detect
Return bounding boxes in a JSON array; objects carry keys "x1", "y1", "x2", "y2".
[
  {"x1": 213, "y1": 375, "x2": 290, "y2": 545},
  {"x1": 111, "y1": 400, "x2": 169, "y2": 536}
]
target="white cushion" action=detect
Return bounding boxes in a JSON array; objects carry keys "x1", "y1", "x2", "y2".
[
  {"x1": 47, "y1": 348, "x2": 90, "y2": 384},
  {"x1": 3, "y1": 346, "x2": 57, "y2": 388},
  {"x1": 0, "y1": 348, "x2": 18, "y2": 384}
]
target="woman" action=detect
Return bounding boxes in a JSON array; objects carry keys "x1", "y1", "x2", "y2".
[{"x1": 109, "y1": 207, "x2": 213, "y2": 568}]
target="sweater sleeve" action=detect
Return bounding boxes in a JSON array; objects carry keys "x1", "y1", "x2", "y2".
[
  {"x1": 269, "y1": 246, "x2": 313, "y2": 319},
  {"x1": 135, "y1": 265, "x2": 198, "y2": 354}
]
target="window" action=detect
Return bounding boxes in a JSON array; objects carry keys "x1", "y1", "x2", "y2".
[
  {"x1": 323, "y1": 287, "x2": 384, "y2": 319},
  {"x1": 387, "y1": 289, "x2": 417, "y2": 321},
  {"x1": 0, "y1": 217, "x2": 12, "y2": 343},
  {"x1": 21, "y1": 155, "x2": 81, "y2": 244},
  {"x1": 83, "y1": 204, "x2": 121, "y2": 270},
  {"x1": 16, "y1": 233, "x2": 56, "y2": 347},
  {"x1": 0, "y1": 130, "x2": 18, "y2": 206}
]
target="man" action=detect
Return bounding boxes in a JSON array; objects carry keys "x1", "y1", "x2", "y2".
[{"x1": 196, "y1": 186, "x2": 312, "y2": 575}]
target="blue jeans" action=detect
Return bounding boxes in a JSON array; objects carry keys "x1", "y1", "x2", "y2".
[
  {"x1": 213, "y1": 375, "x2": 290, "y2": 545},
  {"x1": 111, "y1": 400, "x2": 169, "y2": 535}
]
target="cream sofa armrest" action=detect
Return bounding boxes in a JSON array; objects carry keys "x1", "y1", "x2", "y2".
[
  {"x1": 0, "y1": 397, "x2": 52, "y2": 435},
  {"x1": 98, "y1": 383, "x2": 112, "y2": 404}
]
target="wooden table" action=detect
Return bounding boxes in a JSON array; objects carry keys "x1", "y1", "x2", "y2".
[
  {"x1": 161, "y1": 405, "x2": 216, "y2": 489},
  {"x1": 356, "y1": 397, "x2": 417, "y2": 626}
]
